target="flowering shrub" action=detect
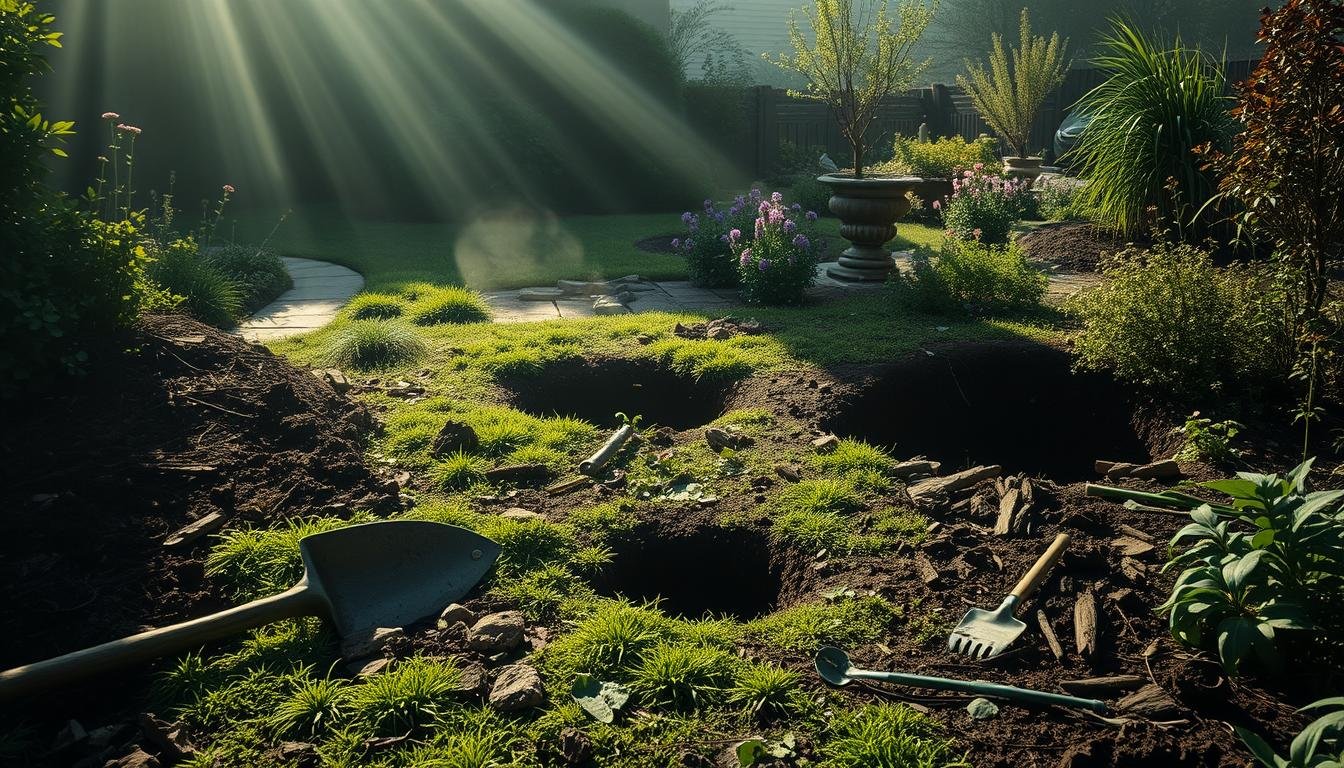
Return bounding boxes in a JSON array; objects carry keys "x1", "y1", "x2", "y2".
[
  {"x1": 674, "y1": 193, "x2": 758, "y2": 287},
  {"x1": 889, "y1": 237, "x2": 1045, "y2": 316},
  {"x1": 729, "y1": 192, "x2": 823, "y2": 305},
  {"x1": 937, "y1": 164, "x2": 1029, "y2": 244}
]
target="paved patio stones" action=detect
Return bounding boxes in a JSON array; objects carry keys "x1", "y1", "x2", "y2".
[{"x1": 236, "y1": 257, "x2": 364, "y2": 342}]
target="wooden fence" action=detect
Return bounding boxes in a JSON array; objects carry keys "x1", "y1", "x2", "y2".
[{"x1": 744, "y1": 59, "x2": 1258, "y2": 178}]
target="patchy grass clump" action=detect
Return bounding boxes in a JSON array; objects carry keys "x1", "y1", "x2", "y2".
[
  {"x1": 324, "y1": 319, "x2": 427, "y2": 370},
  {"x1": 267, "y1": 673, "x2": 351, "y2": 738},
  {"x1": 347, "y1": 292, "x2": 408, "y2": 320},
  {"x1": 820, "y1": 704, "x2": 967, "y2": 767},
  {"x1": 810, "y1": 439, "x2": 896, "y2": 478},
  {"x1": 410, "y1": 286, "x2": 492, "y2": 326},
  {"x1": 729, "y1": 663, "x2": 805, "y2": 718},
  {"x1": 428, "y1": 451, "x2": 490, "y2": 491},
  {"x1": 631, "y1": 644, "x2": 738, "y2": 711},
  {"x1": 349, "y1": 656, "x2": 461, "y2": 736},
  {"x1": 206, "y1": 517, "x2": 366, "y2": 600},
  {"x1": 744, "y1": 596, "x2": 898, "y2": 652}
]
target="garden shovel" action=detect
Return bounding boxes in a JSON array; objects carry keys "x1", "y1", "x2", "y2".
[
  {"x1": 0, "y1": 520, "x2": 500, "y2": 702},
  {"x1": 947, "y1": 532, "x2": 1070, "y2": 659}
]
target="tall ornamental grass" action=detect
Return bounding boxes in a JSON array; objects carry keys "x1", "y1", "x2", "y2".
[{"x1": 1070, "y1": 21, "x2": 1233, "y2": 238}]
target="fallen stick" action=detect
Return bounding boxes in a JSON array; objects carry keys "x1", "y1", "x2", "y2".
[
  {"x1": 1059, "y1": 675, "x2": 1145, "y2": 696},
  {"x1": 1074, "y1": 589, "x2": 1099, "y2": 659},
  {"x1": 1035, "y1": 610, "x2": 1064, "y2": 661},
  {"x1": 579, "y1": 424, "x2": 635, "y2": 476}
]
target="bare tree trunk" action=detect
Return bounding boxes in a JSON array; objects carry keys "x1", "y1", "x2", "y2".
[{"x1": 852, "y1": 140, "x2": 864, "y2": 178}]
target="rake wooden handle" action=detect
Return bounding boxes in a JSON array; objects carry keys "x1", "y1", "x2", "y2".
[
  {"x1": 1010, "y1": 533, "x2": 1070, "y2": 602},
  {"x1": 0, "y1": 583, "x2": 324, "y2": 703}
]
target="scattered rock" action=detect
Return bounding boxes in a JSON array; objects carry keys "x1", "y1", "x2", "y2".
[
  {"x1": 456, "y1": 661, "x2": 490, "y2": 696},
  {"x1": 438, "y1": 603, "x2": 475, "y2": 628},
  {"x1": 705, "y1": 427, "x2": 751, "y2": 452},
  {"x1": 1111, "y1": 536, "x2": 1156, "y2": 557},
  {"x1": 891, "y1": 459, "x2": 941, "y2": 480},
  {"x1": 467, "y1": 611, "x2": 525, "y2": 652},
  {"x1": 774, "y1": 464, "x2": 802, "y2": 482},
  {"x1": 431, "y1": 420, "x2": 480, "y2": 457},
  {"x1": 138, "y1": 713, "x2": 196, "y2": 761},
  {"x1": 1117, "y1": 684, "x2": 1180, "y2": 719},
  {"x1": 593, "y1": 296, "x2": 630, "y2": 315},
  {"x1": 162, "y1": 511, "x2": 227, "y2": 548},
  {"x1": 341, "y1": 627, "x2": 404, "y2": 661},
  {"x1": 489, "y1": 664, "x2": 545, "y2": 711},
  {"x1": 349, "y1": 657, "x2": 391, "y2": 678},
  {"x1": 501, "y1": 507, "x2": 543, "y2": 521},
  {"x1": 673, "y1": 317, "x2": 764, "y2": 340},
  {"x1": 810, "y1": 434, "x2": 840, "y2": 453},
  {"x1": 967, "y1": 697, "x2": 999, "y2": 720},
  {"x1": 277, "y1": 741, "x2": 319, "y2": 768},
  {"x1": 551, "y1": 727, "x2": 593, "y2": 765},
  {"x1": 52, "y1": 720, "x2": 88, "y2": 752},
  {"x1": 914, "y1": 554, "x2": 942, "y2": 587},
  {"x1": 312, "y1": 368, "x2": 351, "y2": 394},
  {"x1": 106, "y1": 749, "x2": 160, "y2": 768},
  {"x1": 485, "y1": 464, "x2": 551, "y2": 485}
]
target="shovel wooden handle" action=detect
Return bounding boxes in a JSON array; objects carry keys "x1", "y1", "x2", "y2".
[
  {"x1": 0, "y1": 582, "x2": 324, "y2": 703},
  {"x1": 1009, "y1": 533, "x2": 1070, "y2": 602}
]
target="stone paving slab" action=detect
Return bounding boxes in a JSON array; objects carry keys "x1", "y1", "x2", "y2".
[{"x1": 237, "y1": 257, "x2": 364, "y2": 342}]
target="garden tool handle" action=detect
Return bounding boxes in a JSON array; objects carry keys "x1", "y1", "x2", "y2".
[
  {"x1": 0, "y1": 582, "x2": 324, "y2": 703},
  {"x1": 1010, "y1": 532, "x2": 1071, "y2": 602},
  {"x1": 850, "y1": 668, "x2": 1107, "y2": 714}
]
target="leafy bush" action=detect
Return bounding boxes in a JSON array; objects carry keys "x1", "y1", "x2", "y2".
[
  {"x1": 673, "y1": 193, "x2": 758, "y2": 287},
  {"x1": 1036, "y1": 178, "x2": 1088, "y2": 221},
  {"x1": 347, "y1": 293, "x2": 407, "y2": 320},
  {"x1": 1159, "y1": 460, "x2": 1344, "y2": 673},
  {"x1": 324, "y1": 319, "x2": 427, "y2": 370},
  {"x1": 1071, "y1": 21, "x2": 1233, "y2": 238},
  {"x1": 1068, "y1": 243, "x2": 1291, "y2": 398},
  {"x1": 1237, "y1": 696, "x2": 1344, "y2": 768},
  {"x1": 730, "y1": 191, "x2": 824, "y2": 305},
  {"x1": 890, "y1": 237, "x2": 1045, "y2": 316},
  {"x1": 938, "y1": 165, "x2": 1030, "y2": 244},
  {"x1": 409, "y1": 286, "x2": 491, "y2": 326},
  {"x1": 883, "y1": 135, "x2": 998, "y2": 179},
  {"x1": 957, "y1": 10, "x2": 1069, "y2": 159},
  {"x1": 1172, "y1": 412, "x2": 1241, "y2": 465},
  {"x1": 1, "y1": 3, "x2": 154, "y2": 393},
  {"x1": 204, "y1": 244, "x2": 291, "y2": 314},
  {"x1": 148, "y1": 238, "x2": 243, "y2": 328}
]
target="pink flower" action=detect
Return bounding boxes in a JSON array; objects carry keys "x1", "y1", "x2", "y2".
[
  {"x1": 972, "y1": 228, "x2": 983, "y2": 240},
  {"x1": 115, "y1": 123, "x2": 142, "y2": 135},
  {"x1": 973, "y1": 162, "x2": 984, "y2": 172},
  {"x1": 931, "y1": 199, "x2": 941, "y2": 210},
  {"x1": 101, "y1": 112, "x2": 120, "y2": 120},
  {"x1": 222, "y1": 184, "x2": 236, "y2": 194}
]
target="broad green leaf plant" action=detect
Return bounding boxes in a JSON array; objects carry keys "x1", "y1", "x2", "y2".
[
  {"x1": 769, "y1": 0, "x2": 935, "y2": 177},
  {"x1": 956, "y1": 9, "x2": 1069, "y2": 159},
  {"x1": 1238, "y1": 697, "x2": 1344, "y2": 768},
  {"x1": 1159, "y1": 459, "x2": 1344, "y2": 674}
]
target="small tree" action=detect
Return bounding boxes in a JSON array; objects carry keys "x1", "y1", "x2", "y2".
[
  {"x1": 769, "y1": 0, "x2": 934, "y2": 177},
  {"x1": 957, "y1": 9, "x2": 1069, "y2": 158}
]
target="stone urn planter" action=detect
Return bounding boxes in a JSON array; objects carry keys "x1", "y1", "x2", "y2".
[
  {"x1": 1003, "y1": 156, "x2": 1044, "y2": 182},
  {"x1": 910, "y1": 177, "x2": 955, "y2": 209},
  {"x1": 818, "y1": 173, "x2": 922, "y2": 282}
]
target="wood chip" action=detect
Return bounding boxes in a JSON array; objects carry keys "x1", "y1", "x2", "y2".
[
  {"x1": 914, "y1": 554, "x2": 942, "y2": 587},
  {"x1": 1036, "y1": 609, "x2": 1064, "y2": 661},
  {"x1": 908, "y1": 465, "x2": 1002, "y2": 502},
  {"x1": 1020, "y1": 477, "x2": 1035, "y2": 505},
  {"x1": 1119, "y1": 557, "x2": 1148, "y2": 584},
  {"x1": 1074, "y1": 589, "x2": 1099, "y2": 658},
  {"x1": 1117, "y1": 684, "x2": 1180, "y2": 718},
  {"x1": 163, "y1": 512, "x2": 226, "y2": 548},
  {"x1": 1059, "y1": 675, "x2": 1146, "y2": 695},
  {"x1": 1111, "y1": 536, "x2": 1156, "y2": 557},
  {"x1": 1116, "y1": 523, "x2": 1155, "y2": 543},
  {"x1": 891, "y1": 460, "x2": 941, "y2": 480},
  {"x1": 993, "y1": 488, "x2": 1019, "y2": 536}
]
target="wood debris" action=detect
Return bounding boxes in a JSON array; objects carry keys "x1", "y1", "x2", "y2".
[
  {"x1": 1074, "y1": 588, "x2": 1099, "y2": 658},
  {"x1": 1036, "y1": 609, "x2": 1065, "y2": 661},
  {"x1": 1095, "y1": 459, "x2": 1181, "y2": 481},
  {"x1": 1059, "y1": 675, "x2": 1145, "y2": 696}
]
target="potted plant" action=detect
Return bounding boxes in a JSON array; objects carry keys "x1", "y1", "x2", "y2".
[
  {"x1": 958, "y1": 10, "x2": 1069, "y2": 181},
  {"x1": 770, "y1": 0, "x2": 935, "y2": 281}
]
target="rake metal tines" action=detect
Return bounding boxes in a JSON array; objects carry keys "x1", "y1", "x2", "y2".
[{"x1": 945, "y1": 598, "x2": 1028, "y2": 660}]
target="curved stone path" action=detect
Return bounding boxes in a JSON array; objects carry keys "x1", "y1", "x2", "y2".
[{"x1": 237, "y1": 257, "x2": 364, "y2": 342}]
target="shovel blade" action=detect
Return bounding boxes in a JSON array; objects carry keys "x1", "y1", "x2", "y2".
[{"x1": 299, "y1": 520, "x2": 500, "y2": 637}]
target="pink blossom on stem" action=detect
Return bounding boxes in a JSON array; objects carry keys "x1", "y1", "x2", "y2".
[
  {"x1": 222, "y1": 184, "x2": 236, "y2": 194},
  {"x1": 101, "y1": 112, "x2": 120, "y2": 120}
]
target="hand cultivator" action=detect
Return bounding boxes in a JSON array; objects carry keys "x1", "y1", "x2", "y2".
[{"x1": 948, "y1": 533, "x2": 1071, "y2": 659}]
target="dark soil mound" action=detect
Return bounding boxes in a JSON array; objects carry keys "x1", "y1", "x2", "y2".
[
  {"x1": 0, "y1": 314, "x2": 399, "y2": 672},
  {"x1": 1017, "y1": 221, "x2": 1137, "y2": 272}
]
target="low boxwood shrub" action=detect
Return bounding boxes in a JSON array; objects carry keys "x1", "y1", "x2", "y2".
[
  {"x1": 881, "y1": 135, "x2": 998, "y2": 179},
  {"x1": 409, "y1": 286, "x2": 491, "y2": 326},
  {"x1": 889, "y1": 237, "x2": 1045, "y2": 316},
  {"x1": 348, "y1": 293, "x2": 408, "y2": 320},
  {"x1": 1067, "y1": 243, "x2": 1292, "y2": 399}
]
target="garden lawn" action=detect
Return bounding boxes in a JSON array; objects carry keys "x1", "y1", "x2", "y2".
[{"x1": 234, "y1": 206, "x2": 945, "y2": 292}]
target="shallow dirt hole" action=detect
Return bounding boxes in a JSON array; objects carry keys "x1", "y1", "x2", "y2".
[
  {"x1": 501, "y1": 358, "x2": 731, "y2": 430},
  {"x1": 593, "y1": 521, "x2": 809, "y2": 621},
  {"x1": 822, "y1": 343, "x2": 1152, "y2": 482}
]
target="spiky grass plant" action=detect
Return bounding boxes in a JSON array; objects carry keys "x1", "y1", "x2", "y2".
[
  {"x1": 325, "y1": 319, "x2": 427, "y2": 370},
  {"x1": 729, "y1": 663, "x2": 803, "y2": 718},
  {"x1": 382, "y1": 424, "x2": 438, "y2": 463},
  {"x1": 957, "y1": 9, "x2": 1069, "y2": 158},
  {"x1": 149, "y1": 239, "x2": 244, "y2": 328},
  {"x1": 744, "y1": 596, "x2": 897, "y2": 652},
  {"x1": 349, "y1": 657, "x2": 460, "y2": 736},
  {"x1": 631, "y1": 644, "x2": 737, "y2": 711},
  {"x1": 410, "y1": 286, "x2": 491, "y2": 326},
  {"x1": 428, "y1": 450, "x2": 489, "y2": 491},
  {"x1": 820, "y1": 704, "x2": 967, "y2": 767},
  {"x1": 775, "y1": 478, "x2": 864, "y2": 516},
  {"x1": 771, "y1": 508, "x2": 853, "y2": 552},
  {"x1": 545, "y1": 602, "x2": 670, "y2": 675},
  {"x1": 206, "y1": 517, "x2": 356, "y2": 600},
  {"x1": 268, "y1": 672, "x2": 352, "y2": 737},
  {"x1": 809, "y1": 439, "x2": 896, "y2": 477},
  {"x1": 1071, "y1": 20, "x2": 1233, "y2": 238},
  {"x1": 347, "y1": 292, "x2": 408, "y2": 320}
]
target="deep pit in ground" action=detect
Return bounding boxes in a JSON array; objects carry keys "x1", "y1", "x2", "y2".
[
  {"x1": 592, "y1": 519, "x2": 812, "y2": 621},
  {"x1": 822, "y1": 342, "x2": 1152, "y2": 481},
  {"x1": 501, "y1": 357, "x2": 732, "y2": 430}
]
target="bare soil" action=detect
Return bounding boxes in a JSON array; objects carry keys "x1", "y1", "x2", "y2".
[{"x1": 1017, "y1": 222, "x2": 1138, "y2": 272}]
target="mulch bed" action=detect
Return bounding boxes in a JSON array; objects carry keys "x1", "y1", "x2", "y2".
[{"x1": 1017, "y1": 222, "x2": 1141, "y2": 272}]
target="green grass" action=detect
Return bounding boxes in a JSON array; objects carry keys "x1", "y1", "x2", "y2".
[
  {"x1": 820, "y1": 704, "x2": 968, "y2": 767},
  {"x1": 323, "y1": 319, "x2": 428, "y2": 370}
]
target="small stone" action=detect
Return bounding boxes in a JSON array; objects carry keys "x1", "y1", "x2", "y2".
[
  {"x1": 635, "y1": 334, "x2": 655, "y2": 345},
  {"x1": 467, "y1": 611, "x2": 525, "y2": 652},
  {"x1": 313, "y1": 368, "x2": 351, "y2": 394},
  {"x1": 349, "y1": 658, "x2": 391, "y2": 678},
  {"x1": 431, "y1": 421, "x2": 480, "y2": 457},
  {"x1": 593, "y1": 296, "x2": 629, "y2": 315},
  {"x1": 488, "y1": 664, "x2": 545, "y2": 711},
  {"x1": 811, "y1": 434, "x2": 840, "y2": 453},
  {"x1": 107, "y1": 749, "x2": 160, "y2": 768},
  {"x1": 967, "y1": 697, "x2": 999, "y2": 720},
  {"x1": 438, "y1": 603, "x2": 475, "y2": 628},
  {"x1": 774, "y1": 464, "x2": 802, "y2": 482},
  {"x1": 484, "y1": 464, "x2": 551, "y2": 485},
  {"x1": 137, "y1": 713, "x2": 195, "y2": 761},
  {"x1": 456, "y1": 661, "x2": 490, "y2": 695},
  {"x1": 341, "y1": 627, "x2": 404, "y2": 661},
  {"x1": 501, "y1": 507, "x2": 543, "y2": 521}
]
